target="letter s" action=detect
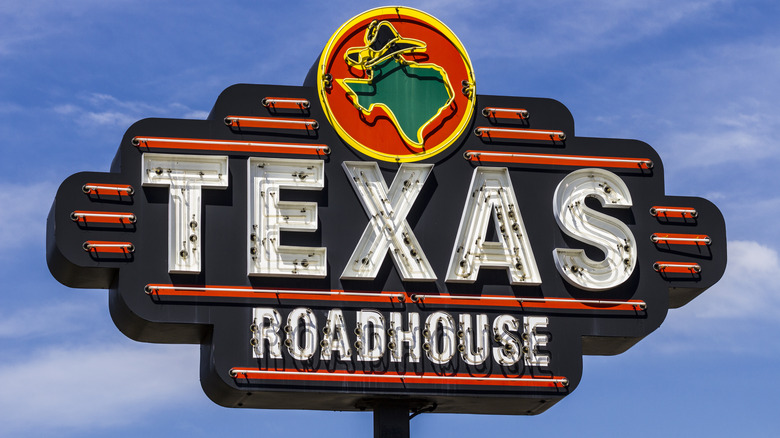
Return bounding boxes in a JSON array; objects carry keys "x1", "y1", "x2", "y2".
[{"x1": 552, "y1": 168, "x2": 636, "y2": 291}]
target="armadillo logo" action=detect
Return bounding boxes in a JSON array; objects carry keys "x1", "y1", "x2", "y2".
[{"x1": 317, "y1": 7, "x2": 475, "y2": 162}]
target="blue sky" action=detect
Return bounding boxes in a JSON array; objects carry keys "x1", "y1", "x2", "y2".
[{"x1": 2, "y1": 0, "x2": 779, "y2": 436}]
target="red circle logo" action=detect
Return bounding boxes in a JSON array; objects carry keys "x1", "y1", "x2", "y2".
[{"x1": 317, "y1": 7, "x2": 476, "y2": 162}]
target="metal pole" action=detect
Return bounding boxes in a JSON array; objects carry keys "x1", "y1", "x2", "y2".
[{"x1": 373, "y1": 403, "x2": 410, "y2": 438}]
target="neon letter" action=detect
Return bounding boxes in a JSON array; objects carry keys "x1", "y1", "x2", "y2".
[
  {"x1": 320, "y1": 309, "x2": 353, "y2": 361},
  {"x1": 341, "y1": 162, "x2": 436, "y2": 281},
  {"x1": 251, "y1": 308, "x2": 282, "y2": 359},
  {"x1": 447, "y1": 167, "x2": 541, "y2": 285},
  {"x1": 248, "y1": 157, "x2": 326, "y2": 278},
  {"x1": 285, "y1": 307, "x2": 317, "y2": 361},
  {"x1": 389, "y1": 312, "x2": 421, "y2": 363},
  {"x1": 523, "y1": 316, "x2": 549, "y2": 367},
  {"x1": 356, "y1": 310, "x2": 386, "y2": 361},
  {"x1": 459, "y1": 313, "x2": 489, "y2": 365},
  {"x1": 492, "y1": 314, "x2": 521, "y2": 366},
  {"x1": 424, "y1": 312, "x2": 456, "y2": 365},
  {"x1": 142, "y1": 153, "x2": 229, "y2": 273},
  {"x1": 552, "y1": 168, "x2": 636, "y2": 290}
]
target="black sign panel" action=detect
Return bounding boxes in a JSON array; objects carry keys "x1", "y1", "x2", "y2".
[{"x1": 47, "y1": 7, "x2": 726, "y2": 415}]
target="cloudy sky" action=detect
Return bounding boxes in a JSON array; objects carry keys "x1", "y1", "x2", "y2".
[{"x1": 2, "y1": 0, "x2": 778, "y2": 436}]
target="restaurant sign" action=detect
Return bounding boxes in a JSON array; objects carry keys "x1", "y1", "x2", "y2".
[{"x1": 47, "y1": 7, "x2": 726, "y2": 415}]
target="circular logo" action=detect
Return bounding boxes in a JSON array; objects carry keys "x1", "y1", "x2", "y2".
[{"x1": 317, "y1": 7, "x2": 476, "y2": 162}]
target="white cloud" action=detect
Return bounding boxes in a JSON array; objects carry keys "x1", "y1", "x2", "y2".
[
  {"x1": 602, "y1": 237, "x2": 780, "y2": 367},
  {"x1": 53, "y1": 93, "x2": 209, "y2": 128},
  {"x1": 664, "y1": 127, "x2": 769, "y2": 169},
  {"x1": 684, "y1": 240, "x2": 780, "y2": 319},
  {"x1": 598, "y1": 40, "x2": 780, "y2": 171},
  {"x1": 0, "y1": 342, "x2": 200, "y2": 436},
  {"x1": 0, "y1": 0, "x2": 139, "y2": 56},
  {"x1": 646, "y1": 240, "x2": 780, "y2": 355},
  {"x1": 658, "y1": 60, "x2": 780, "y2": 170},
  {"x1": 0, "y1": 300, "x2": 101, "y2": 339},
  {"x1": 438, "y1": 0, "x2": 731, "y2": 61},
  {"x1": 83, "y1": 110, "x2": 139, "y2": 127},
  {"x1": 183, "y1": 110, "x2": 210, "y2": 120},
  {"x1": 52, "y1": 104, "x2": 79, "y2": 116},
  {"x1": 0, "y1": 181, "x2": 56, "y2": 255},
  {"x1": 0, "y1": 101, "x2": 23, "y2": 114}
]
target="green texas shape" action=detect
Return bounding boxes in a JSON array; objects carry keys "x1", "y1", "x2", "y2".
[{"x1": 339, "y1": 57, "x2": 454, "y2": 147}]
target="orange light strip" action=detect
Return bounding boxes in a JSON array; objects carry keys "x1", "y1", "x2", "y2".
[
  {"x1": 409, "y1": 293, "x2": 646, "y2": 311},
  {"x1": 651, "y1": 233, "x2": 711, "y2": 246},
  {"x1": 144, "y1": 284, "x2": 645, "y2": 311},
  {"x1": 653, "y1": 261, "x2": 701, "y2": 273},
  {"x1": 132, "y1": 137, "x2": 329, "y2": 155},
  {"x1": 82, "y1": 183, "x2": 134, "y2": 196},
  {"x1": 224, "y1": 116, "x2": 318, "y2": 130},
  {"x1": 465, "y1": 150, "x2": 654, "y2": 169},
  {"x1": 145, "y1": 284, "x2": 405, "y2": 303},
  {"x1": 71, "y1": 211, "x2": 136, "y2": 224},
  {"x1": 261, "y1": 97, "x2": 310, "y2": 109},
  {"x1": 229, "y1": 368, "x2": 569, "y2": 388},
  {"x1": 650, "y1": 206, "x2": 698, "y2": 218},
  {"x1": 482, "y1": 107, "x2": 529, "y2": 120},
  {"x1": 475, "y1": 126, "x2": 565, "y2": 141},
  {"x1": 82, "y1": 240, "x2": 134, "y2": 253}
]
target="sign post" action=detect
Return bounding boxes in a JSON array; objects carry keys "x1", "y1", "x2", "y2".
[
  {"x1": 376, "y1": 403, "x2": 410, "y2": 438},
  {"x1": 47, "y1": 6, "x2": 726, "y2": 432}
]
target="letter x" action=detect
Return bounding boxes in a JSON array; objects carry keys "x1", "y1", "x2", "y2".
[{"x1": 341, "y1": 162, "x2": 436, "y2": 281}]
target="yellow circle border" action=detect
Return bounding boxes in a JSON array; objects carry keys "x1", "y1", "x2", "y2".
[{"x1": 317, "y1": 6, "x2": 476, "y2": 163}]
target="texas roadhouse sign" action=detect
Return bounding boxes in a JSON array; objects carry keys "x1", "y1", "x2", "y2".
[{"x1": 47, "y1": 7, "x2": 726, "y2": 418}]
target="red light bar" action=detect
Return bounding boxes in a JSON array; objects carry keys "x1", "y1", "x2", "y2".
[
  {"x1": 82, "y1": 183, "x2": 134, "y2": 196},
  {"x1": 145, "y1": 284, "x2": 405, "y2": 303},
  {"x1": 482, "y1": 107, "x2": 529, "y2": 120},
  {"x1": 650, "y1": 206, "x2": 698, "y2": 218},
  {"x1": 224, "y1": 116, "x2": 318, "y2": 130},
  {"x1": 82, "y1": 241, "x2": 135, "y2": 253},
  {"x1": 464, "y1": 150, "x2": 654, "y2": 169},
  {"x1": 144, "y1": 284, "x2": 645, "y2": 312},
  {"x1": 132, "y1": 137, "x2": 329, "y2": 156},
  {"x1": 229, "y1": 368, "x2": 569, "y2": 388},
  {"x1": 71, "y1": 211, "x2": 136, "y2": 224},
  {"x1": 261, "y1": 97, "x2": 310, "y2": 109},
  {"x1": 653, "y1": 261, "x2": 702, "y2": 273},
  {"x1": 651, "y1": 233, "x2": 712, "y2": 245},
  {"x1": 475, "y1": 126, "x2": 565, "y2": 141},
  {"x1": 409, "y1": 293, "x2": 646, "y2": 311}
]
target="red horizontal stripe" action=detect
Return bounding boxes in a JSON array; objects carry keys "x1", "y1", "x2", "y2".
[
  {"x1": 476, "y1": 127, "x2": 563, "y2": 141},
  {"x1": 650, "y1": 206, "x2": 697, "y2": 218},
  {"x1": 230, "y1": 368, "x2": 567, "y2": 388},
  {"x1": 72, "y1": 211, "x2": 135, "y2": 224},
  {"x1": 482, "y1": 107, "x2": 528, "y2": 120},
  {"x1": 466, "y1": 151, "x2": 652, "y2": 169},
  {"x1": 82, "y1": 183, "x2": 134, "y2": 196},
  {"x1": 133, "y1": 137, "x2": 328, "y2": 155},
  {"x1": 84, "y1": 240, "x2": 134, "y2": 253},
  {"x1": 653, "y1": 261, "x2": 701, "y2": 273},
  {"x1": 225, "y1": 116, "x2": 318, "y2": 130},
  {"x1": 651, "y1": 233, "x2": 711, "y2": 246},
  {"x1": 262, "y1": 97, "x2": 310, "y2": 109},
  {"x1": 145, "y1": 284, "x2": 644, "y2": 311}
]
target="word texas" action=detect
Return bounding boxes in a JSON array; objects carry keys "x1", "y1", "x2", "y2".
[{"x1": 148, "y1": 153, "x2": 636, "y2": 292}]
